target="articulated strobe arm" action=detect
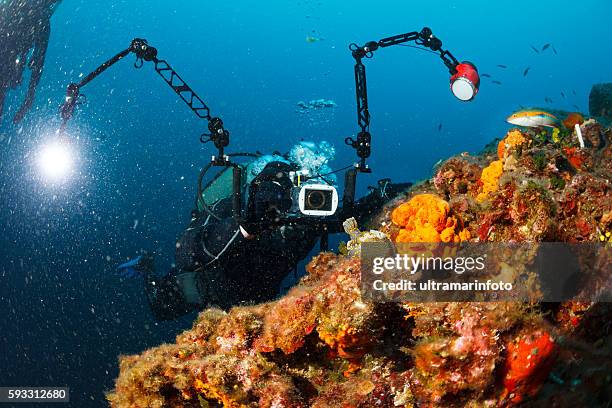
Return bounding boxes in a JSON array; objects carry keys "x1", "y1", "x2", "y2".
[
  {"x1": 345, "y1": 27, "x2": 465, "y2": 173},
  {"x1": 59, "y1": 38, "x2": 230, "y2": 166}
]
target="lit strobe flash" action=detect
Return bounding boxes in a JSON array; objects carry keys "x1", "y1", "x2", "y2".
[{"x1": 37, "y1": 140, "x2": 74, "y2": 181}]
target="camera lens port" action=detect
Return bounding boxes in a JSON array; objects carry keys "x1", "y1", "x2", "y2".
[{"x1": 306, "y1": 190, "x2": 326, "y2": 210}]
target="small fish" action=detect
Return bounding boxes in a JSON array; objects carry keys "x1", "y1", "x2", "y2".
[
  {"x1": 523, "y1": 67, "x2": 530, "y2": 76},
  {"x1": 492, "y1": 80, "x2": 502, "y2": 85},
  {"x1": 506, "y1": 109, "x2": 560, "y2": 128},
  {"x1": 481, "y1": 73, "x2": 491, "y2": 78},
  {"x1": 542, "y1": 43, "x2": 551, "y2": 51},
  {"x1": 530, "y1": 45, "x2": 540, "y2": 53},
  {"x1": 560, "y1": 91, "x2": 565, "y2": 99},
  {"x1": 497, "y1": 64, "x2": 507, "y2": 68},
  {"x1": 306, "y1": 35, "x2": 322, "y2": 43},
  {"x1": 437, "y1": 123, "x2": 442, "y2": 132},
  {"x1": 544, "y1": 97, "x2": 553, "y2": 103},
  {"x1": 552, "y1": 45, "x2": 558, "y2": 55},
  {"x1": 572, "y1": 104, "x2": 580, "y2": 110},
  {"x1": 572, "y1": 89, "x2": 576, "y2": 96}
]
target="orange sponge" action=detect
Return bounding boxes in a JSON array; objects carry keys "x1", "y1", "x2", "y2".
[
  {"x1": 476, "y1": 160, "x2": 503, "y2": 202},
  {"x1": 562, "y1": 112, "x2": 584, "y2": 129},
  {"x1": 391, "y1": 194, "x2": 470, "y2": 243},
  {"x1": 502, "y1": 330, "x2": 556, "y2": 404},
  {"x1": 498, "y1": 129, "x2": 528, "y2": 160}
]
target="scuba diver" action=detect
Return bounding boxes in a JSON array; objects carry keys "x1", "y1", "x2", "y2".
[
  {"x1": 118, "y1": 142, "x2": 412, "y2": 321},
  {"x1": 57, "y1": 29, "x2": 476, "y2": 321},
  {"x1": 0, "y1": 0, "x2": 61, "y2": 123}
]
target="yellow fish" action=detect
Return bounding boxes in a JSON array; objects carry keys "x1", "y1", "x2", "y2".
[{"x1": 506, "y1": 109, "x2": 560, "y2": 128}]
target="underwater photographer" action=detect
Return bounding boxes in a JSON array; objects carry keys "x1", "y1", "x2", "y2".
[{"x1": 118, "y1": 141, "x2": 412, "y2": 320}]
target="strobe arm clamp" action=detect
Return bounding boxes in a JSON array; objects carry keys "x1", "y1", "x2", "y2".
[
  {"x1": 59, "y1": 38, "x2": 231, "y2": 167},
  {"x1": 346, "y1": 27, "x2": 462, "y2": 172},
  {"x1": 206, "y1": 117, "x2": 230, "y2": 166}
]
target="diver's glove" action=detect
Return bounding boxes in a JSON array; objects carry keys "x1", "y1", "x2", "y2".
[
  {"x1": 117, "y1": 252, "x2": 155, "y2": 278},
  {"x1": 239, "y1": 218, "x2": 264, "y2": 236}
]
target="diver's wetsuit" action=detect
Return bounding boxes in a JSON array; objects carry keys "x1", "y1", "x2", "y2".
[
  {"x1": 0, "y1": 0, "x2": 60, "y2": 123},
  {"x1": 142, "y1": 161, "x2": 411, "y2": 321},
  {"x1": 144, "y1": 198, "x2": 321, "y2": 320}
]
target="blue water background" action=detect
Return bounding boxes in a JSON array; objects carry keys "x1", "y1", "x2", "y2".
[{"x1": 0, "y1": 0, "x2": 610, "y2": 406}]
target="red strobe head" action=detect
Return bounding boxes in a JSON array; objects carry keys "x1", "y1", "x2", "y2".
[{"x1": 450, "y1": 62, "x2": 479, "y2": 101}]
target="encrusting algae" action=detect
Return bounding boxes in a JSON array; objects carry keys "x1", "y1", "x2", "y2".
[{"x1": 107, "y1": 118, "x2": 611, "y2": 408}]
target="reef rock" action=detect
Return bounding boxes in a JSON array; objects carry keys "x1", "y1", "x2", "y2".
[
  {"x1": 108, "y1": 120, "x2": 612, "y2": 408},
  {"x1": 589, "y1": 82, "x2": 612, "y2": 124}
]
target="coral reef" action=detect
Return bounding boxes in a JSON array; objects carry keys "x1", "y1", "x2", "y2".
[{"x1": 108, "y1": 119, "x2": 611, "y2": 407}]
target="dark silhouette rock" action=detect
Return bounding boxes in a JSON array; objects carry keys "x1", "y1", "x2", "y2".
[{"x1": 589, "y1": 83, "x2": 612, "y2": 123}]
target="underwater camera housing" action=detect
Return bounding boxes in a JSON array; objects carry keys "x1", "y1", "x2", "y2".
[
  {"x1": 239, "y1": 163, "x2": 340, "y2": 232},
  {"x1": 288, "y1": 169, "x2": 339, "y2": 218},
  {"x1": 297, "y1": 184, "x2": 339, "y2": 216}
]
